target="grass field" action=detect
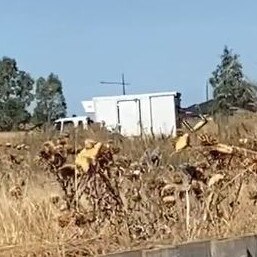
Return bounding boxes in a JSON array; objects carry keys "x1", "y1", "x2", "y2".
[
  {"x1": 0, "y1": 113, "x2": 257, "y2": 256},
  {"x1": 0, "y1": 132, "x2": 27, "y2": 143}
]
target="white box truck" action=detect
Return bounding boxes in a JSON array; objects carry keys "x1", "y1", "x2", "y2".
[{"x1": 88, "y1": 91, "x2": 181, "y2": 137}]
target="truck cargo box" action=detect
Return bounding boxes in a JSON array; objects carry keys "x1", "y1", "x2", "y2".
[{"x1": 90, "y1": 91, "x2": 180, "y2": 137}]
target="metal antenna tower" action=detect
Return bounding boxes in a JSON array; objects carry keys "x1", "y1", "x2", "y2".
[{"x1": 100, "y1": 73, "x2": 130, "y2": 95}]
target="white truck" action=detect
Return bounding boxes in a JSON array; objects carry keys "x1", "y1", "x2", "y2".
[
  {"x1": 53, "y1": 116, "x2": 92, "y2": 133},
  {"x1": 82, "y1": 91, "x2": 181, "y2": 137}
]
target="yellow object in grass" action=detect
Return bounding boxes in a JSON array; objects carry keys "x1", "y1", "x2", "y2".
[{"x1": 75, "y1": 140, "x2": 103, "y2": 173}]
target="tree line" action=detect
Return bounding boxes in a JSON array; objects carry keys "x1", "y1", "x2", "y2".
[{"x1": 0, "y1": 57, "x2": 67, "y2": 131}]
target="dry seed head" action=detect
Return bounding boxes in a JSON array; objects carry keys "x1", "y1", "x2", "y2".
[
  {"x1": 58, "y1": 213, "x2": 73, "y2": 228},
  {"x1": 168, "y1": 164, "x2": 175, "y2": 172},
  {"x1": 57, "y1": 137, "x2": 69, "y2": 145},
  {"x1": 9, "y1": 185, "x2": 22, "y2": 199},
  {"x1": 239, "y1": 138, "x2": 248, "y2": 145},
  {"x1": 162, "y1": 195, "x2": 176, "y2": 204},
  {"x1": 58, "y1": 164, "x2": 76, "y2": 179},
  {"x1": 54, "y1": 144, "x2": 65, "y2": 152},
  {"x1": 5, "y1": 142, "x2": 12, "y2": 148},
  {"x1": 43, "y1": 141, "x2": 56, "y2": 155},
  {"x1": 60, "y1": 203, "x2": 68, "y2": 212},
  {"x1": 133, "y1": 169, "x2": 141, "y2": 177},
  {"x1": 10, "y1": 153, "x2": 24, "y2": 164},
  {"x1": 17, "y1": 156, "x2": 24, "y2": 164},
  {"x1": 33, "y1": 156, "x2": 41, "y2": 163},
  {"x1": 15, "y1": 143, "x2": 27, "y2": 150},
  {"x1": 16, "y1": 144, "x2": 22, "y2": 150},
  {"x1": 50, "y1": 195, "x2": 60, "y2": 205},
  {"x1": 161, "y1": 184, "x2": 176, "y2": 197},
  {"x1": 24, "y1": 145, "x2": 30, "y2": 150},
  {"x1": 172, "y1": 173, "x2": 183, "y2": 184},
  {"x1": 65, "y1": 144, "x2": 74, "y2": 154}
]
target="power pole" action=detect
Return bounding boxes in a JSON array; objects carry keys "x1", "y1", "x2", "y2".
[
  {"x1": 100, "y1": 73, "x2": 130, "y2": 95},
  {"x1": 206, "y1": 80, "x2": 209, "y2": 101}
]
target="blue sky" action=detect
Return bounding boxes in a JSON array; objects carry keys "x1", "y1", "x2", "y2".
[{"x1": 1, "y1": 0, "x2": 257, "y2": 115}]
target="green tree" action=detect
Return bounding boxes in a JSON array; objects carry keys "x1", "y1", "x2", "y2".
[
  {"x1": 209, "y1": 46, "x2": 257, "y2": 114},
  {"x1": 33, "y1": 73, "x2": 67, "y2": 125},
  {"x1": 0, "y1": 57, "x2": 34, "y2": 130}
]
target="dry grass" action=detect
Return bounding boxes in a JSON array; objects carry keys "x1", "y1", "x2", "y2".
[
  {"x1": 0, "y1": 113, "x2": 257, "y2": 256},
  {"x1": 0, "y1": 132, "x2": 28, "y2": 144}
]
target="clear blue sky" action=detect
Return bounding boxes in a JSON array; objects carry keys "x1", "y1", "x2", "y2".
[{"x1": 1, "y1": 0, "x2": 257, "y2": 115}]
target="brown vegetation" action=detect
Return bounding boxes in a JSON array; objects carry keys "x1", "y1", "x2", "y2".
[{"x1": 0, "y1": 114, "x2": 257, "y2": 257}]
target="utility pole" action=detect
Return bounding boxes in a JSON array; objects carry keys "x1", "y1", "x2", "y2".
[
  {"x1": 206, "y1": 80, "x2": 209, "y2": 101},
  {"x1": 100, "y1": 73, "x2": 130, "y2": 95}
]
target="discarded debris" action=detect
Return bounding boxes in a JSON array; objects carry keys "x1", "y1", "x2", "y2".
[{"x1": 193, "y1": 119, "x2": 208, "y2": 132}]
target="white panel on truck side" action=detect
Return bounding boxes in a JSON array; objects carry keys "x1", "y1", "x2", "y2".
[
  {"x1": 117, "y1": 99, "x2": 141, "y2": 136},
  {"x1": 94, "y1": 98, "x2": 117, "y2": 130},
  {"x1": 136, "y1": 96, "x2": 151, "y2": 135},
  {"x1": 150, "y1": 95, "x2": 176, "y2": 137}
]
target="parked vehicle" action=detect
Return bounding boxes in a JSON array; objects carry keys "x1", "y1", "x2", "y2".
[
  {"x1": 53, "y1": 116, "x2": 93, "y2": 133},
  {"x1": 82, "y1": 91, "x2": 181, "y2": 137}
]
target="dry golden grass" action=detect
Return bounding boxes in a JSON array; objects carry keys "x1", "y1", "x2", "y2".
[
  {"x1": 0, "y1": 132, "x2": 27, "y2": 144},
  {"x1": 0, "y1": 113, "x2": 257, "y2": 256}
]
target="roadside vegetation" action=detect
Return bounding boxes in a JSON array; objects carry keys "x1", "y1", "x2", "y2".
[{"x1": 0, "y1": 114, "x2": 256, "y2": 256}]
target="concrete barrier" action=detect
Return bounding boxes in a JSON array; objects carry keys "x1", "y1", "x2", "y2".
[
  {"x1": 179, "y1": 240, "x2": 211, "y2": 257},
  {"x1": 211, "y1": 235, "x2": 257, "y2": 257},
  {"x1": 103, "y1": 250, "x2": 142, "y2": 257},
  {"x1": 143, "y1": 246, "x2": 179, "y2": 257},
  {"x1": 101, "y1": 234, "x2": 257, "y2": 257}
]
